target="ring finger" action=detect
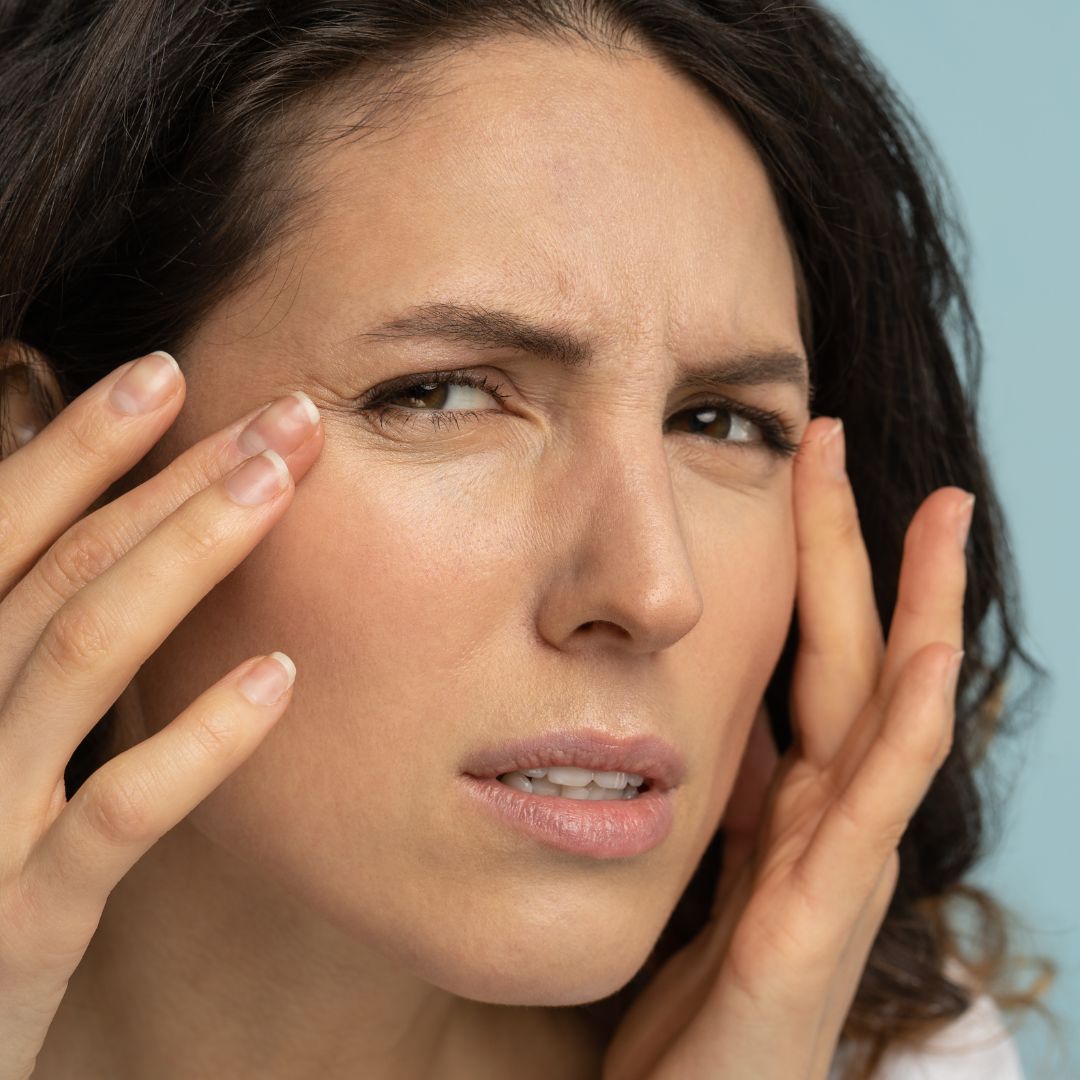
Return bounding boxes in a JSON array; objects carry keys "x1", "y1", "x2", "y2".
[{"x1": 0, "y1": 445, "x2": 308, "y2": 830}]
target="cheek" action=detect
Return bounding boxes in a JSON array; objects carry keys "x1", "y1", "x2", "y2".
[
  {"x1": 189, "y1": 456, "x2": 524, "y2": 787},
  {"x1": 131, "y1": 464, "x2": 507, "y2": 933},
  {"x1": 692, "y1": 492, "x2": 796, "y2": 684},
  {"x1": 684, "y1": 498, "x2": 796, "y2": 817}
]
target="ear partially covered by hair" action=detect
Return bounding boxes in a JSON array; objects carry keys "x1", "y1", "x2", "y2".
[{"x1": 0, "y1": 340, "x2": 64, "y2": 458}]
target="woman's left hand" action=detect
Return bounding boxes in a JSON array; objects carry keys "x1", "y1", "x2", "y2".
[{"x1": 601, "y1": 415, "x2": 973, "y2": 1080}]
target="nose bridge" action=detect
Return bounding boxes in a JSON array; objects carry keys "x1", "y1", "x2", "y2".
[{"x1": 543, "y1": 410, "x2": 705, "y2": 650}]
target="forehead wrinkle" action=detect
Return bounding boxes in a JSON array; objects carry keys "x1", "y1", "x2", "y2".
[{"x1": 349, "y1": 299, "x2": 811, "y2": 400}]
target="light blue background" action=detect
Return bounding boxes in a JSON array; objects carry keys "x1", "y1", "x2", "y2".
[{"x1": 820, "y1": 3, "x2": 1078, "y2": 1077}]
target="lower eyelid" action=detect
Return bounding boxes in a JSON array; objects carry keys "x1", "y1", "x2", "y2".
[{"x1": 372, "y1": 403, "x2": 787, "y2": 457}]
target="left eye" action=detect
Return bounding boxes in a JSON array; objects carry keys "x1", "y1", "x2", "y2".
[{"x1": 356, "y1": 369, "x2": 799, "y2": 458}]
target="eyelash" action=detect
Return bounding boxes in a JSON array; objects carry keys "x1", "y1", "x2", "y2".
[{"x1": 356, "y1": 369, "x2": 800, "y2": 458}]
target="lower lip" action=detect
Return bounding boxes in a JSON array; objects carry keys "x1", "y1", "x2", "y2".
[{"x1": 458, "y1": 775, "x2": 676, "y2": 858}]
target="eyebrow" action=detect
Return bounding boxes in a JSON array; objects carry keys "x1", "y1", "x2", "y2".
[{"x1": 353, "y1": 300, "x2": 813, "y2": 399}]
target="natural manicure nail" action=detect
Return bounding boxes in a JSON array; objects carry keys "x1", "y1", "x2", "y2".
[
  {"x1": 239, "y1": 652, "x2": 296, "y2": 706},
  {"x1": 109, "y1": 351, "x2": 181, "y2": 415},
  {"x1": 225, "y1": 449, "x2": 290, "y2": 505},
  {"x1": 236, "y1": 391, "x2": 320, "y2": 456}
]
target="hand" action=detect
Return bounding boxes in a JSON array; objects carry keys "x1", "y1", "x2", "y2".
[
  {"x1": 602, "y1": 415, "x2": 972, "y2": 1080},
  {"x1": 0, "y1": 351, "x2": 323, "y2": 1080}
]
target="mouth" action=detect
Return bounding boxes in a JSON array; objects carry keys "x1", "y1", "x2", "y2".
[
  {"x1": 458, "y1": 771, "x2": 676, "y2": 859},
  {"x1": 458, "y1": 730, "x2": 684, "y2": 858},
  {"x1": 459, "y1": 727, "x2": 685, "y2": 795},
  {"x1": 492, "y1": 765, "x2": 650, "y2": 801}
]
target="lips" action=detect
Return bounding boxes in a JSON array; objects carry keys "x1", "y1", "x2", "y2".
[{"x1": 459, "y1": 728, "x2": 686, "y2": 793}]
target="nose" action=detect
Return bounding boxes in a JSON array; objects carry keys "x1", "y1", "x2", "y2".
[{"x1": 536, "y1": 432, "x2": 705, "y2": 656}]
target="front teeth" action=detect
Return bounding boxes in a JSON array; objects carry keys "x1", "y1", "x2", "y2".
[{"x1": 497, "y1": 766, "x2": 646, "y2": 800}]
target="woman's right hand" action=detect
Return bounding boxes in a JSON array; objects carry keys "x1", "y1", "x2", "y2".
[{"x1": 0, "y1": 350, "x2": 324, "y2": 1080}]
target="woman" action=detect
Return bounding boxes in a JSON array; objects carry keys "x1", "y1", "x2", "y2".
[{"x1": 0, "y1": 1, "x2": 1055, "y2": 1077}]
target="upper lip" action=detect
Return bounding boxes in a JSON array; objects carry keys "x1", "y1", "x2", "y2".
[{"x1": 460, "y1": 728, "x2": 686, "y2": 793}]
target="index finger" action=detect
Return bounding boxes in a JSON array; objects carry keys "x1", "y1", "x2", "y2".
[{"x1": 791, "y1": 416, "x2": 884, "y2": 765}]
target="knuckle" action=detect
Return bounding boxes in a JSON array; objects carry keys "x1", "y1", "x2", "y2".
[
  {"x1": 878, "y1": 817, "x2": 908, "y2": 853},
  {"x1": 61, "y1": 409, "x2": 114, "y2": 469},
  {"x1": 183, "y1": 704, "x2": 243, "y2": 763},
  {"x1": 40, "y1": 599, "x2": 113, "y2": 674},
  {"x1": 80, "y1": 765, "x2": 156, "y2": 846},
  {"x1": 38, "y1": 524, "x2": 118, "y2": 602},
  {"x1": 919, "y1": 740, "x2": 944, "y2": 772},
  {"x1": 881, "y1": 720, "x2": 939, "y2": 771},
  {"x1": 833, "y1": 500, "x2": 865, "y2": 547},
  {"x1": 0, "y1": 868, "x2": 81, "y2": 974},
  {"x1": 168, "y1": 511, "x2": 224, "y2": 565},
  {"x1": 832, "y1": 784, "x2": 865, "y2": 840}
]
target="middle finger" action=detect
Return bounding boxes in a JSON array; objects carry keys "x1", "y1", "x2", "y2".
[
  {"x1": 874, "y1": 487, "x2": 973, "y2": 708},
  {"x1": 0, "y1": 391, "x2": 323, "y2": 686},
  {"x1": 0, "y1": 441, "x2": 312, "y2": 825},
  {"x1": 814, "y1": 486, "x2": 971, "y2": 799}
]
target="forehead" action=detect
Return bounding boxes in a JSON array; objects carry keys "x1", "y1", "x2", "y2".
[{"x1": 244, "y1": 36, "x2": 804, "y2": 363}]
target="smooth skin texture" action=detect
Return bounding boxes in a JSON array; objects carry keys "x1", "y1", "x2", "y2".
[{"x1": 0, "y1": 35, "x2": 971, "y2": 1080}]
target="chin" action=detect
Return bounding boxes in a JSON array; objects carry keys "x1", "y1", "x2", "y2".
[
  {"x1": 404, "y1": 913, "x2": 659, "y2": 1007},
  {"x1": 431, "y1": 956, "x2": 648, "y2": 1008}
]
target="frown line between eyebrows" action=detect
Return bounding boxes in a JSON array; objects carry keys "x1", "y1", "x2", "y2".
[{"x1": 349, "y1": 299, "x2": 814, "y2": 402}]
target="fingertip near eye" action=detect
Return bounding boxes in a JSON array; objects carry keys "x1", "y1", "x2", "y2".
[{"x1": 795, "y1": 416, "x2": 844, "y2": 476}]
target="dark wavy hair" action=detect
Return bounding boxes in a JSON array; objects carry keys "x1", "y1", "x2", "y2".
[{"x1": 0, "y1": 1, "x2": 1059, "y2": 1075}]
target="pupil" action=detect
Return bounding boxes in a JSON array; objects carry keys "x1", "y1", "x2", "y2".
[
  {"x1": 403, "y1": 382, "x2": 446, "y2": 409},
  {"x1": 693, "y1": 407, "x2": 730, "y2": 438}
]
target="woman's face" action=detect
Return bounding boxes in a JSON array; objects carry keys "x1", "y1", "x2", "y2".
[{"x1": 121, "y1": 37, "x2": 811, "y2": 1004}]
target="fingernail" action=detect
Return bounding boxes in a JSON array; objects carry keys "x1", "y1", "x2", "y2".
[
  {"x1": 943, "y1": 648, "x2": 965, "y2": 702},
  {"x1": 225, "y1": 449, "x2": 290, "y2": 505},
  {"x1": 236, "y1": 391, "x2": 320, "y2": 457},
  {"x1": 955, "y1": 493, "x2": 976, "y2": 550},
  {"x1": 239, "y1": 652, "x2": 296, "y2": 706},
  {"x1": 108, "y1": 351, "x2": 181, "y2": 415},
  {"x1": 821, "y1": 418, "x2": 845, "y2": 478}
]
